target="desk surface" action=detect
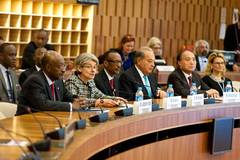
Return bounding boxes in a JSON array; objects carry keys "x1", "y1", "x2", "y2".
[{"x1": 1, "y1": 102, "x2": 240, "y2": 159}]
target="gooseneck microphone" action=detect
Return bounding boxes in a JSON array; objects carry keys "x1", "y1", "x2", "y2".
[
  {"x1": 74, "y1": 110, "x2": 87, "y2": 129},
  {"x1": 89, "y1": 104, "x2": 109, "y2": 123},
  {"x1": 0, "y1": 123, "x2": 41, "y2": 160},
  {"x1": 114, "y1": 99, "x2": 133, "y2": 117},
  {"x1": 23, "y1": 106, "x2": 65, "y2": 140}
]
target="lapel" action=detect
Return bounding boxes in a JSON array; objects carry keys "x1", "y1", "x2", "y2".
[
  {"x1": 0, "y1": 69, "x2": 8, "y2": 92},
  {"x1": 102, "y1": 70, "x2": 114, "y2": 95},
  {"x1": 132, "y1": 66, "x2": 149, "y2": 95},
  {"x1": 54, "y1": 80, "x2": 61, "y2": 101},
  {"x1": 40, "y1": 71, "x2": 54, "y2": 100},
  {"x1": 178, "y1": 68, "x2": 191, "y2": 88},
  {"x1": 8, "y1": 70, "x2": 18, "y2": 100}
]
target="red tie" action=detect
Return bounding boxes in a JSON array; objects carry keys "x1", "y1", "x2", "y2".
[
  {"x1": 109, "y1": 79, "x2": 114, "y2": 90},
  {"x1": 50, "y1": 82, "x2": 55, "y2": 100}
]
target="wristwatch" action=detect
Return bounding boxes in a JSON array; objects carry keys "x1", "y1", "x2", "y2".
[{"x1": 99, "y1": 98, "x2": 104, "y2": 104}]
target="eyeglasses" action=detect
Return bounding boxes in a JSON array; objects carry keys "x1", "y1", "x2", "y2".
[
  {"x1": 82, "y1": 65, "x2": 97, "y2": 70},
  {"x1": 107, "y1": 60, "x2": 123, "y2": 65},
  {"x1": 212, "y1": 62, "x2": 225, "y2": 65}
]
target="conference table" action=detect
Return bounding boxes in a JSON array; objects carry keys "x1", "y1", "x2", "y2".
[{"x1": 0, "y1": 100, "x2": 240, "y2": 160}]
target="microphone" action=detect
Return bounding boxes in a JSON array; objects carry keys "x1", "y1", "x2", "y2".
[
  {"x1": 0, "y1": 123, "x2": 41, "y2": 160},
  {"x1": 114, "y1": 98, "x2": 133, "y2": 117},
  {"x1": 74, "y1": 110, "x2": 87, "y2": 129},
  {"x1": 20, "y1": 105, "x2": 65, "y2": 140},
  {"x1": 89, "y1": 105, "x2": 109, "y2": 123}
]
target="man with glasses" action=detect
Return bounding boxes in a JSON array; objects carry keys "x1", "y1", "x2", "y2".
[
  {"x1": 94, "y1": 49, "x2": 122, "y2": 96},
  {"x1": 167, "y1": 49, "x2": 219, "y2": 98}
]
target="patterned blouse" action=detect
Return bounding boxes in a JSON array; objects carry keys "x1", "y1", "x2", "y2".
[{"x1": 64, "y1": 73, "x2": 112, "y2": 99}]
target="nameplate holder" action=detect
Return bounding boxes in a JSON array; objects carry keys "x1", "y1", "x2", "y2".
[
  {"x1": 223, "y1": 92, "x2": 240, "y2": 103},
  {"x1": 187, "y1": 94, "x2": 204, "y2": 107},
  {"x1": 133, "y1": 99, "x2": 152, "y2": 114},
  {"x1": 162, "y1": 96, "x2": 182, "y2": 109},
  {"x1": 64, "y1": 120, "x2": 75, "y2": 148}
]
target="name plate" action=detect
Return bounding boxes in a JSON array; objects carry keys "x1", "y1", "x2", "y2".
[
  {"x1": 223, "y1": 92, "x2": 240, "y2": 103},
  {"x1": 187, "y1": 94, "x2": 204, "y2": 107},
  {"x1": 133, "y1": 99, "x2": 152, "y2": 114},
  {"x1": 64, "y1": 120, "x2": 75, "y2": 148},
  {"x1": 162, "y1": 96, "x2": 182, "y2": 109}
]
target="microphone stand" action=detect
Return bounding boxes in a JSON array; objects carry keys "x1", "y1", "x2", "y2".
[
  {"x1": 0, "y1": 124, "x2": 41, "y2": 160},
  {"x1": 114, "y1": 99, "x2": 133, "y2": 117}
]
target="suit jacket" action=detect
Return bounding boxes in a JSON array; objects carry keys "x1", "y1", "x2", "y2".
[
  {"x1": 16, "y1": 71, "x2": 74, "y2": 115},
  {"x1": 94, "y1": 70, "x2": 119, "y2": 96},
  {"x1": 19, "y1": 66, "x2": 37, "y2": 86},
  {"x1": 167, "y1": 68, "x2": 210, "y2": 98},
  {"x1": 119, "y1": 66, "x2": 158, "y2": 100},
  {"x1": 0, "y1": 69, "x2": 19, "y2": 103}
]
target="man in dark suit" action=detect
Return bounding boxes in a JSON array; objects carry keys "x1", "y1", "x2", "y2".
[
  {"x1": 17, "y1": 50, "x2": 82, "y2": 115},
  {"x1": 194, "y1": 40, "x2": 210, "y2": 72},
  {"x1": 94, "y1": 49, "x2": 122, "y2": 96},
  {"x1": 119, "y1": 47, "x2": 166, "y2": 100},
  {"x1": 21, "y1": 29, "x2": 54, "y2": 69},
  {"x1": 19, "y1": 47, "x2": 47, "y2": 86},
  {"x1": 167, "y1": 49, "x2": 219, "y2": 98},
  {"x1": 0, "y1": 43, "x2": 19, "y2": 103}
]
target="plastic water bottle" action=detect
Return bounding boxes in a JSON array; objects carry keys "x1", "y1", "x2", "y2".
[
  {"x1": 190, "y1": 82, "x2": 197, "y2": 95},
  {"x1": 135, "y1": 87, "x2": 144, "y2": 101},
  {"x1": 167, "y1": 84, "x2": 174, "y2": 97},
  {"x1": 225, "y1": 81, "x2": 232, "y2": 92}
]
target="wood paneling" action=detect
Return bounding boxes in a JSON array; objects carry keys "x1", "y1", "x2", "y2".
[{"x1": 92, "y1": 0, "x2": 240, "y2": 66}]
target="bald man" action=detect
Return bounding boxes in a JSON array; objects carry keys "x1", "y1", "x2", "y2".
[{"x1": 17, "y1": 51, "x2": 82, "y2": 115}]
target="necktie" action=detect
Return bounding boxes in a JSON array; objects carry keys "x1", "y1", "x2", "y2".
[
  {"x1": 6, "y1": 71, "x2": 15, "y2": 103},
  {"x1": 188, "y1": 76, "x2": 192, "y2": 87},
  {"x1": 109, "y1": 79, "x2": 114, "y2": 90},
  {"x1": 143, "y1": 75, "x2": 152, "y2": 97},
  {"x1": 50, "y1": 82, "x2": 55, "y2": 101}
]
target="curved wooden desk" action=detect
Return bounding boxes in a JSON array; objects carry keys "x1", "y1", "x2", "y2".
[{"x1": 0, "y1": 103, "x2": 240, "y2": 160}]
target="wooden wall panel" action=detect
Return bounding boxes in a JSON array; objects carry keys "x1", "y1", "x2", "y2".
[{"x1": 92, "y1": 0, "x2": 240, "y2": 66}]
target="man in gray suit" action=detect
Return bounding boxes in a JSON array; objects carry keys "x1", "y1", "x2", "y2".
[
  {"x1": 17, "y1": 50, "x2": 83, "y2": 115},
  {"x1": 0, "y1": 43, "x2": 19, "y2": 103}
]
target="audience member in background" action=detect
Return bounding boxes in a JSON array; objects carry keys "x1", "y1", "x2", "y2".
[
  {"x1": 0, "y1": 43, "x2": 19, "y2": 103},
  {"x1": 94, "y1": 49, "x2": 122, "y2": 96},
  {"x1": 119, "y1": 47, "x2": 166, "y2": 100},
  {"x1": 63, "y1": 60, "x2": 74, "y2": 81},
  {"x1": 21, "y1": 29, "x2": 54, "y2": 69},
  {"x1": 147, "y1": 37, "x2": 166, "y2": 65},
  {"x1": 115, "y1": 34, "x2": 136, "y2": 70},
  {"x1": 224, "y1": 15, "x2": 240, "y2": 72},
  {"x1": 194, "y1": 40, "x2": 210, "y2": 72},
  {"x1": 16, "y1": 51, "x2": 83, "y2": 115},
  {"x1": 202, "y1": 52, "x2": 233, "y2": 96},
  {"x1": 167, "y1": 49, "x2": 219, "y2": 98},
  {"x1": 65, "y1": 53, "x2": 126, "y2": 108},
  {"x1": 19, "y1": 47, "x2": 47, "y2": 86}
]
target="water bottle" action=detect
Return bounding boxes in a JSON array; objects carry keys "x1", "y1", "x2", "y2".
[
  {"x1": 225, "y1": 81, "x2": 232, "y2": 92},
  {"x1": 167, "y1": 84, "x2": 174, "y2": 97},
  {"x1": 190, "y1": 82, "x2": 197, "y2": 95},
  {"x1": 135, "y1": 87, "x2": 144, "y2": 101}
]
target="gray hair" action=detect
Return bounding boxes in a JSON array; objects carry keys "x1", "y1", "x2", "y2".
[
  {"x1": 74, "y1": 53, "x2": 99, "y2": 67},
  {"x1": 147, "y1": 37, "x2": 162, "y2": 49},
  {"x1": 194, "y1": 40, "x2": 210, "y2": 53},
  {"x1": 134, "y1": 46, "x2": 153, "y2": 64}
]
